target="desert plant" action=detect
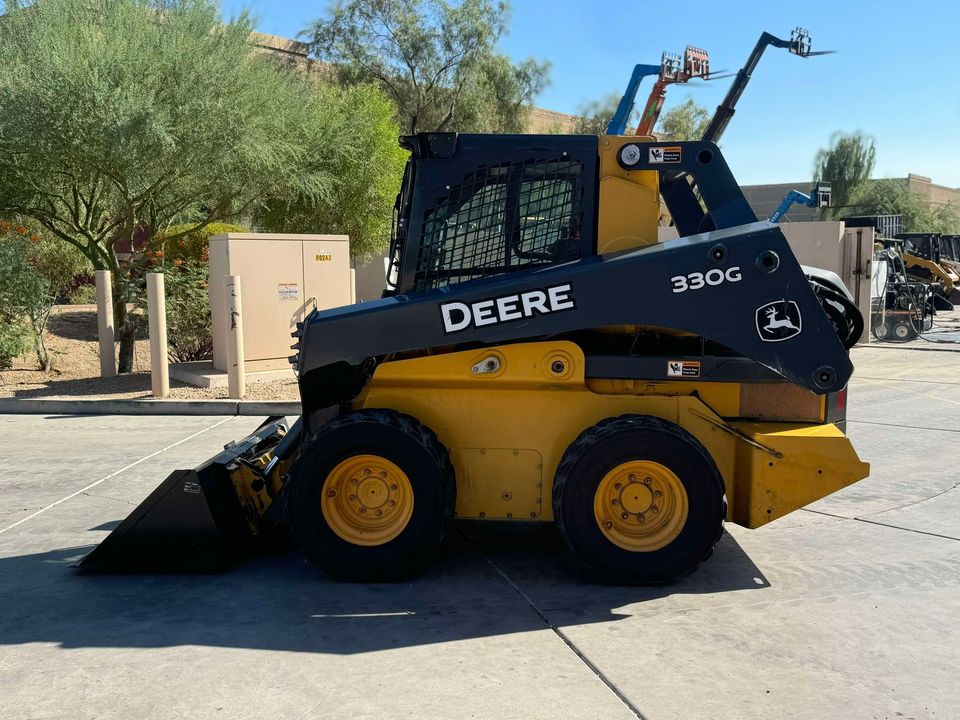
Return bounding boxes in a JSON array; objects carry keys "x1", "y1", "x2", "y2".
[
  {"x1": 0, "y1": 233, "x2": 55, "y2": 369},
  {"x1": 137, "y1": 262, "x2": 213, "y2": 363},
  {"x1": 254, "y1": 84, "x2": 407, "y2": 259},
  {"x1": 68, "y1": 284, "x2": 98, "y2": 305},
  {"x1": 0, "y1": 0, "x2": 329, "y2": 372},
  {"x1": 0, "y1": 320, "x2": 29, "y2": 369}
]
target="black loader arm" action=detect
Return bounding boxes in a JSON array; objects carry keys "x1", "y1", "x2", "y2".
[{"x1": 296, "y1": 220, "x2": 851, "y2": 416}]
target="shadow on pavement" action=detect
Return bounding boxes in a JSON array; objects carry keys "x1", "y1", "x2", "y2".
[{"x1": 0, "y1": 530, "x2": 767, "y2": 655}]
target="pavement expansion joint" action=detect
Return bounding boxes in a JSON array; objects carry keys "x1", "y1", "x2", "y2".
[
  {"x1": 802, "y1": 508, "x2": 960, "y2": 542},
  {"x1": 484, "y1": 556, "x2": 649, "y2": 720},
  {"x1": 0, "y1": 417, "x2": 233, "y2": 535},
  {"x1": 848, "y1": 419, "x2": 960, "y2": 434}
]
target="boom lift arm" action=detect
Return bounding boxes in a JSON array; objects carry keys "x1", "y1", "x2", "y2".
[
  {"x1": 606, "y1": 63, "x2": 662, "y2": 135},
  {"x1": 701, "y1": 27, "x2": 824, "y2": 145},
  {"x1": 769, "y1": 182, "x2": 832, "y2": 223}
]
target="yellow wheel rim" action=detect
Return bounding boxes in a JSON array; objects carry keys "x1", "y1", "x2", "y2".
[
  {"x1": 321, "y1": 455, "x2": 414, "y2": 546},
  {"x1": 593, "y1": 460, "x2": 688, "y2": 552}
]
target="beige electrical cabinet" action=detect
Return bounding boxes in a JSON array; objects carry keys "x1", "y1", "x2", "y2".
[{"x1": 209, "y1": 233, "x2": 352, "y2": 372}]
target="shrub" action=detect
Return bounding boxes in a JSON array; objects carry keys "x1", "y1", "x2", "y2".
[
  {"x1": 137, "y1": 261, "x2": 213, "y2": 363},
  {"x1": 0, "y1": 233, "x2": 55, "y2": 369},
  {"x1": 0, "y1": 320, "x2": 29, "y2": 369},
  {"x1": 68, "y1": 283, "x2": 98, "y2": 305}
]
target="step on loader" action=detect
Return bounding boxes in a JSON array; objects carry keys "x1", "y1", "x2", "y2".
[{"x1": 80, "y1": 133, "x2": 870, "y2": 584}]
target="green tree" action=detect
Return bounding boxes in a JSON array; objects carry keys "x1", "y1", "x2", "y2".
[
  {"x1": 655, "y1": 98, "x2": 710, "y2": 141},
  {"x1": 0, "y1": 218, "x2": 92, "y2": 300},
  {"x1": 305, "y1": 0, "x2": 549, "y2": 134},
  {"x1": 255, "y1": 83, "x2": 408, "y2": 258},
  {"x1": 0, "y1": 0, "x2": 324, "y2": 372},
  {"x1": 0, "y1": 232, "x2": 56, "y2": 369},
  {"x1": 851, "y1": 180, "x2": 960, "y2": 234},
  {"x1": 572, "y1": 94, "x2": 626, "y2": 136},
  {"x1": 814, "y1": 132, "x2": 877, "y2": 218}
]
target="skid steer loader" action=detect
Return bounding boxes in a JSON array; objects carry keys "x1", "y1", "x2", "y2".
[{"x1": 80, "y1": 133, "x2": 869, "y2": 584}]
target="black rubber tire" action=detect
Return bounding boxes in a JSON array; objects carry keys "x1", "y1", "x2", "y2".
[
  {"x1": 872, "y1": 321, "x2": 889, "y2": 342},
  {"x1": 890, "y1": 320, "x2": 916, "y2": 342},
  {"x1": 553, "y1": 415, "x2": 726, "y2": 585},
  {"x1": 286, "y1": 409, "x2": 455, "y2": 581}
]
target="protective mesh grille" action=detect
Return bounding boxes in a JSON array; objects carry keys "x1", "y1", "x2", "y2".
[{"x1": 414, "y1": 157, "x2": 585, "y2": 291}]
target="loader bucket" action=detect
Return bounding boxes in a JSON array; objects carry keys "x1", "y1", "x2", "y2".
[{"x1": 77, "y1": 418, "x2": 291, "y2": 573}]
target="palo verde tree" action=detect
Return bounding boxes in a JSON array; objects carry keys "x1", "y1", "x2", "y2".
[
  {"x1": 655, "y1": 98, "x2": 710, "y2": 141},
  {"x1": 0, "y1": 0, "x2": 323, "y2": 372},
  {"x1": 305, "y1": 0, "x2": 549, "y2": 134},
  {"x1": 813, "y1": 131, "x2": 877, "y2": 218}
]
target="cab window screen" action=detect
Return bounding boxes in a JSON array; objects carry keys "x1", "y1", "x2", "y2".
[{"x1": 415, "y1": 158, "x2": 584, "y2": 291}]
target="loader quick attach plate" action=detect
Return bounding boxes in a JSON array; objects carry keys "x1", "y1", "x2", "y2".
[
  {"x1": 77, "y1": 419, "x2": 288, "y2": 573},
  {"x1": 297, "y1": 220, "x2": 854, "y2": 415}
]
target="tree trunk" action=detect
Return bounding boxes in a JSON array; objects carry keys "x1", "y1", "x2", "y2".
[{"x1": 112, "y1": 293, "x2": 136, "y2": 374}]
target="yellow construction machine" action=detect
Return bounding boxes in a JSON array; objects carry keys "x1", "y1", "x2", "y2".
[
  {"x1": 80, "y1": 132, "x2": 869, "y2": 584},
  {"x1": 897, "y1": 233, "x2": 959, "y2": 308}
]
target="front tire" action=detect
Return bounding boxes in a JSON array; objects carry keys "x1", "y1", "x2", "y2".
[
  {"x1": 286, "y1": 410, "x2": 455, "y2": 581},
  {"x1": 553, "y1": 415, "x2": 725, "y2": 584}
]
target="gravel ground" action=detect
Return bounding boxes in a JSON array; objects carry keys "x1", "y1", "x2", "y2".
[{"x1": 0, "y1": 305, "x2": 300, "y2": 400}]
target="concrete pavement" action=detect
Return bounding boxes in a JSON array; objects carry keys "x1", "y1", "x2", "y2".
[{"x1": 0, "y1": 344, "x2": 958, "y2": 720}]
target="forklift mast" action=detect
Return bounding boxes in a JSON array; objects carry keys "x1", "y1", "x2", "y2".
[
  {"x1": 635, "y1": 46, "x2": 711, "y2": 137},
  {"x1": 701, "y1": 27, "x2": 818, "y2": 145}
]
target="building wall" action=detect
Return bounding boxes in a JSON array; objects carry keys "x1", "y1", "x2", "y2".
[{"x1": 741, "y1": 176, "x2": 960, "y2": 222}]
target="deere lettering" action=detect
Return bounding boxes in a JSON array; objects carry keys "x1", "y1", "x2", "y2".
[{"x1": 441, "y1": 284, "x2": 576, "y2": 334}]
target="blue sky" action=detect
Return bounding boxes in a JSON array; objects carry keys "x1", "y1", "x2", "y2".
[{"x1": 221, "y1": 0, "x2": 960, "y2": 187}]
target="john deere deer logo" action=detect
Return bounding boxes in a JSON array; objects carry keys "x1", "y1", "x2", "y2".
[{"x1": 756, "y1": 300, "x2": 802, "y2": 342}]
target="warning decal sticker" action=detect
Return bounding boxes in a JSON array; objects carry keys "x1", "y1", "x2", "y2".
[
  {"x1": 666, "y1": 360, "x2": 701, "y2": 378},
  {"x1": 278, "y1": 283, "x2": 300, "y2": 300},
  {"x1": 649, "y1": 146, "x2": 682, "y2": 164}
]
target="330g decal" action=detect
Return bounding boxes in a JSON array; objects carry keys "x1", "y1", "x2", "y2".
[{"x1": 670, "y1": 266, "x2": 742, "y2": 294}]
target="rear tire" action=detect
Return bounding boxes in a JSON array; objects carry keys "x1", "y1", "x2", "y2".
[
  {"x1": 872, "y1": 320, "x2": 889, "y2": 342},
  {"x1": 891, "y1": 320, "x2": 916, "y2": 342},
  {"x1": 553, "y1": 415, "x2": 725, "y2": 585},
  {"x1": 286, "y1": 410, "x2": 455, "y2": 581}
]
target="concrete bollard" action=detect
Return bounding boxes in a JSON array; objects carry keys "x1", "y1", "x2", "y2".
[
  {"x1": 146, "y1": 272, "x2": 169, "y2": 398},
  {"x1": 224, "y1": 275, "x2": 245, "y2": 400},
  {"x1": 95, "y1": 270, "x2": 116, "y2": 378}
]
